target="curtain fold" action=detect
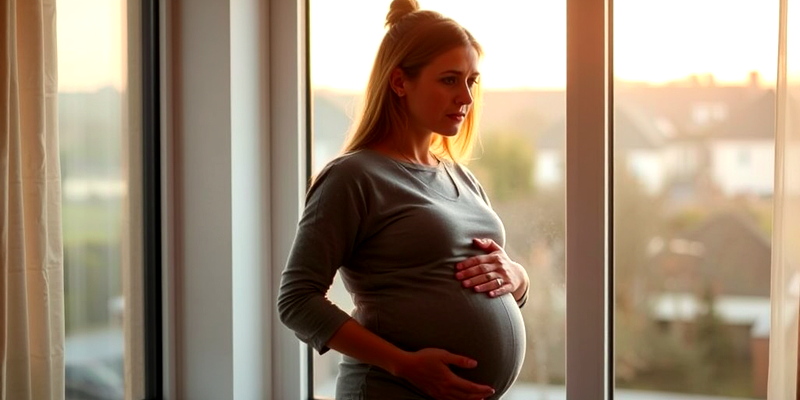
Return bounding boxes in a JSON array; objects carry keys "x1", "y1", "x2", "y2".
[
  {"x1": 0, "y1": 0, "x2": 64, "y2": 399},
  {"x1": 768, "y1": 0, "x2": 800, "y2": 398}
]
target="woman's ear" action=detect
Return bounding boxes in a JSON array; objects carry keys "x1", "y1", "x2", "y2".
[{"x1": 389, "y1": 67, "x2": 406, "y2": 97}]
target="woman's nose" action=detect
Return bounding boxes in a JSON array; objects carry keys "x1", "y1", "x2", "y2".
[{"x1": 457, "y1": 84, "x2": 474, "y2": 106}]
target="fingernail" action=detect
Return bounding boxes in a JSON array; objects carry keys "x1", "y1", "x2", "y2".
[{"x1": 455, "y1": 272, "x2": 463, "y2": 279}]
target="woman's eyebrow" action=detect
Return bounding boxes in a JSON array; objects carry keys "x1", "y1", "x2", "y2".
[{"x1": 439, "y1": 70, "x2": 481, "y2": 76}]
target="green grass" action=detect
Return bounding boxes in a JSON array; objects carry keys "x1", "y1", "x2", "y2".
[
  {"x1": 61, "y1": 200, "x2": 122, "y2": 247},
  {"x1": 617, "y1": 360, "x2": 757, "y2": 398}
]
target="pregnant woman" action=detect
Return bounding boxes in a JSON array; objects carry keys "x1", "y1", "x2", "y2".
[{"x1": 277, "y1": 1, "x2": 530, "y2": 399}]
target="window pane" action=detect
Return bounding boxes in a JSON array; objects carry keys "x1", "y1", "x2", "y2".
[
  {"x1": 310, "y1": 1, "x2": 566, "y2": 398},
  {"x1": 613, "y1": 1, "x2": 778, "y2": 398},
  {"x1": 58, "y1": 1, "x2": 141, "y2": 399}
]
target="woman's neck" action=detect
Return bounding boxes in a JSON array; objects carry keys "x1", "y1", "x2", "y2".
[{"x1": 371, "y1": 132, "x2": 437, "y2": 166}]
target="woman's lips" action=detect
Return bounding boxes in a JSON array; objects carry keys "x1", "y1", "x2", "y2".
[{"x1": 447, "y1": 113, "x2": 465, "y2": 122}]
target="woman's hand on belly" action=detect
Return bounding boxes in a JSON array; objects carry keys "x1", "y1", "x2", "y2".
[
  {"x1": 394, "y1": 348, "x2": 495, "y2": 400},
  {"x1": 455, "y1": 238, "x2": 530, "y2": 301}
]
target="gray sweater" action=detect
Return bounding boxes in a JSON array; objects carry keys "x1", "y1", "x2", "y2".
[{"x1": 277, "y1": 149, "x2": 525, "y2": 399}]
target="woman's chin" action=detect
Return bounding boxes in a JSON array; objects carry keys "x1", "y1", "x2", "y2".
[{"x1": 434, "y1": 128, "x2": 461, "y2": 137}]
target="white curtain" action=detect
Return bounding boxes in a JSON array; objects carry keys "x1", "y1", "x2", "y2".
[
  {"x1": 768, "y1": 0, "x2": 800, "y2": 398},
  {"x1": 0, "y1": 0, "x2": 64, "y2": 399}
]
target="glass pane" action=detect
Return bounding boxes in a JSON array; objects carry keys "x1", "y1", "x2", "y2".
[
  {"x1": 58, "y1": 1, "x2": 140, "y2": 399},
  {"x1": 613, "y1": 1, "x2": 778, "y2": 398},
  {"x1": 310, "y1": 1, "x2": 566, "y2": 398},
  {"x1": 770, "y1": 0, "x2": 800, "y2": 396}
]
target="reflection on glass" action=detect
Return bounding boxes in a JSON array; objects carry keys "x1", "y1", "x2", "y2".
[
  {"x1": 310, "y1": 1, "x2": 566, "y2": 398},
  {"x1": 58, "y1": 1, "x2": 131, "y2": 399},
  {"x1": 614, "y1": 1, "x2": 778, "y2": 398}
]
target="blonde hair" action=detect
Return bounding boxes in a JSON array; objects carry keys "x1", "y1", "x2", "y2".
[{"x1": 342, "y1": 0, "x2": 483, "y2": 164}]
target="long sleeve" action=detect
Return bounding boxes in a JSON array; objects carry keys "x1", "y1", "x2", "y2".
[
  {"x1": 277, "y1": 159, "x2": 367, "y2": 354},
  {"x1": 460, "y1": 165, "x2": 529, "y2": 308}
]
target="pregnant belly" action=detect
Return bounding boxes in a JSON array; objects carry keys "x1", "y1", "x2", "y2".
[{"x1": 355, "y1": 279, "x2": 526, "y2": 396}]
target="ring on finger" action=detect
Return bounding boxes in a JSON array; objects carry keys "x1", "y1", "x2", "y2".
[{"x1": 496, "y1": 277, "x2": 503, "y2": 287}]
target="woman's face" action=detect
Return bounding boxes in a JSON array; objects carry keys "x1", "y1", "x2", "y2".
[{"x1": 397, "y1": 45, "x2": 480, "y2": 137}]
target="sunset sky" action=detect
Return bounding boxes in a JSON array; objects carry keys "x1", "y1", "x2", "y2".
[{"x1": 58, "y1": 0, "x2": 792, "y2": 92}]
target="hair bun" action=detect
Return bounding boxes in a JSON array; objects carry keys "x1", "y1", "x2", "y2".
[{"x1": 385, "y1": 0, "x2": 420, "y2": 28}]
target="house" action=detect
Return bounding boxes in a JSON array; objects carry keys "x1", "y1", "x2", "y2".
[
  {"x1": 702, "y1": 91, "x2": 775, "y2": 198},
  {"x1": 648, "y1": 211, "x2": 772, "y2": 396},
  {"x1": 618, "y1": 77, "x2": 771, "y2": 201},
  {"x1": 534, "y1": 80, "x2": 777, "y2": 203},
  {"x1": 536, "y1": 101, "x2": 672, "y2": 194}
]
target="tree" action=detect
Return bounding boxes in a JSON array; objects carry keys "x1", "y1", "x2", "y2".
[
  {"x1": 613, "y1": 153, "x2": 665, "y2": 385},
  {"x1": 471, "y1": 132, "x2": 535, "y2": 201},
  {"x1": 694, "y1": 281, "x2": 735, "y2": 381}
]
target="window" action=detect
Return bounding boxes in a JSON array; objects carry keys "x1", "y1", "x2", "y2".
[
  {"x1": 271, "y1": 0, "x2": 792, "y2": 399},
  {"x1": 614, "y1": 1, "x2": 778, "y2": 398},
  {"x1": 309, "y1": 1, "x2": 567, "y2": 397},
  {"x1": 58, "y1": 1, "x2": 159, "y2": 398}
]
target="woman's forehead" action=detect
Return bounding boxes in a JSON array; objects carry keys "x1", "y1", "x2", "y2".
[{"x1": 426, "y1": 46, "x2": 481, "y2": 75}]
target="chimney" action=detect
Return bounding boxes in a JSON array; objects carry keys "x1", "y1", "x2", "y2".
[
  {"x1": 706, "y1": 73, "x2": 716, "y2": 87},
  {"x1": 749, "y1": 71, "x2": 760, "y2": 88}
]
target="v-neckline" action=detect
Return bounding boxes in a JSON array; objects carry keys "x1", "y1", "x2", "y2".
[{"x1": 362, "y1": 149, "x2": 461, "y2": 201}]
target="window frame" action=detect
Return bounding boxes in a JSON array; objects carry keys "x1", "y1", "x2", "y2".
[
  {"x1": 564, "y1": 0, "x2": 614, "y2": 398},
  {"x1": 159, "y1": 0, "x2": 798, "y2": 397},
  {"x1": 142, "y1": 0, "x2": 164, "y2": 399},
  {"x1": 270, "y1": 0, "x2": 312, "y2": 398},
  {"x1": 58, "y1": 0, "x2": 163, "y2": 397},
  {"x1": 295, "y1": 0, "x2": 615, "y2": 399},
  {"x1": 159, "y1": 0, "x2": 614, "y2": 398}
]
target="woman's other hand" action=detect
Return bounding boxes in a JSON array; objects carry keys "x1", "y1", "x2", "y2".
[
  {"x1": 392, "y1": 348, "x2": 495, "y2": 400},
  {"x1": 455, "y1": 238, "x2": 530, "y2": 301}
]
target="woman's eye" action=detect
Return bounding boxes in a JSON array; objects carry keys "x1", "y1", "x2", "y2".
[{"x1": 442, "y1": 77, "x2": 456, "y2": 85}]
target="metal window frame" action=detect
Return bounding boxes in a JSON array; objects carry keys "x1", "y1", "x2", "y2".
[
  {"x1": 142, "y1": 0, "x2": 163, "y2": 399},
  {"x1": 305, "y1": 0, "x2": 317, "y2": 396},
  {"x1": 565, "y1": 0, "x2": 614, "y2": 397}
]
